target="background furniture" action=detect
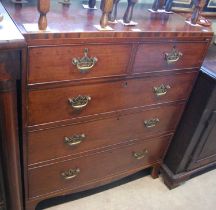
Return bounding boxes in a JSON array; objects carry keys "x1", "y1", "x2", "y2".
[
  {"x1": 1, "y1": 0, "x2": 214, "y2": 209},
  {"x1": 0, "y1": 3, "x2": 25, "y2": 210},
  {"x1": 0, "y1": 157, "x2": 6, "y2": 210},
  {"x1": 161, "y1": 44, "x2": 216, "y2": 189}
]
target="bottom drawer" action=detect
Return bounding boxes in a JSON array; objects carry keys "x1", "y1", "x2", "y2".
[{"x1": 28, "y1": 135, "x2": 171, "y2": 198}]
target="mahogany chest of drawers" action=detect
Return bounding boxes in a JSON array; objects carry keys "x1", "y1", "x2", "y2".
[{"x1": 1, "y1": 0, "x2": 213, "y2": 209}]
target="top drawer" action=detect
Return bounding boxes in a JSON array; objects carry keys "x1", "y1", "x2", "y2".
[
  {"x1": 133, "y1": 42, "x2": 207, "y2": 74},
  {"x1": 28, "y1": 44, "x2": 132, "y2": 84}
]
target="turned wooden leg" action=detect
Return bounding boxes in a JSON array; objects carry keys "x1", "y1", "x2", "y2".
[
  {"x1": 190, "y1": 0, "x2": 205, "y2": 25},
  {"x1": 151, "y1": 164, "x2": 160, "y2": 179},
  {"x1": 89, "y1": 0, "x2": 96, "y2": 8},
  {"x1": 151, "y1": 0, "x2": 160, "y2": 11},
  {"x1": 123, "y1": 0, "x2": 138, "y2": 24},
  {"x1": 108, "y1": 0, "x2": 120, "y2": 22},
  {"x1": 165, "y1": 0, "x2": 173, "y2": 12},
  {"x1": 100, "y1": 0, "x2": 113, "y2": 28},
  {"x1": 37, "y1": 0, "x2": 50, "y2": 30},
  {"x1": 191, "y1": 6, "x2": 200, "y2": 24},
  {"x1": 189, "y1": 0, "x2": 211, "y2": 26}
]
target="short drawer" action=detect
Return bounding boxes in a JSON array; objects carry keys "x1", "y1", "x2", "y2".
[
  {"x1": 133, "y1": 42, "x2": 207, "y2": 73},
  {"x1": 28, "y1": 72, "x2": 196, "y2": 125},
  {"x1": 28, "y1": 44, "x2": 132, "y2": 84},
  {"x1": 28, "y1": 103, "x2": 184, "y2": 165},
  {"x1": 28, "y1": 135, "x2": 171, "y2": 198}
]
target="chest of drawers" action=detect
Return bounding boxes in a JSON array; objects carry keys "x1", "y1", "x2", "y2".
[
  {"x1": 26, "y1": 44, "x2": 210, "y2": 208},
  {"x1": 1, "y1": 0, "x2": 213, "y2": 209}
]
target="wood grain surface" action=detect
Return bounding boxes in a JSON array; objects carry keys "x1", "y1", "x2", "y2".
[
  {"x1": 133, "y1": 41, "x2": 208, "y2": 73},
  {"x1": 1, "y1": 0, "x2": 213, "y2": 40},
  {"x1": 28, "y1": 72, "x2": 197, "y2": 125},
  {"x1": 0, "y1": 1, "x2": 213, "y2": 210},
  {"x1": 28, "y1": 44, "x2": 132, "y2": 83},
  {"x1": 28, "y1": 102, "x2": 184, "y2": 166},
  {"x1": 28, "y1": 134, "x2": 171, "y2": 198}
]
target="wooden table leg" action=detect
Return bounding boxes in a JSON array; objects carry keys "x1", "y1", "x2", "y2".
[
  {"x1": 37, "y1": 0, "x2": 50, "y2": 30},
  {"x1": 165, "y1": 0, "x2": 174, "y2": 12},
  {"x1": 151, "y1": 0, "x2": 160, "y2": 12},
  {"x1": 108, "y1": 0, "x2": 120, "y2": 22},
  {"x1": 123, "y1": 0, "x2": 138, "y2": 24},
  {"x1": 89, "y1": 0, "x2": 96, "y2": 8},
  {"x1": 100, "y1": 0, "x2": 113, "y2": 28},
  {"x1": 151, "y1": 164, "x2": 160, "y2": 179}
]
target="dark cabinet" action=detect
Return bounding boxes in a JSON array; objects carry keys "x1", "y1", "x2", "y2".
[
  {"x1": 161, "y1": 45, "x2": 216, "y2": 189},
  {"x1": 188, "y1": 110, "x2": 216, "y2": 170}
]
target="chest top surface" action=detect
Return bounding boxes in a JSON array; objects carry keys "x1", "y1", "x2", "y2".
[{"x1": 1, "y1": 0, "x2": 213, "y2": 42}]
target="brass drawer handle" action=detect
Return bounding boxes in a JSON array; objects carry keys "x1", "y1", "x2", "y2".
[
  {"x1": 165, "y1": 47, "x2": 183, "y2": 64},
  {"x1": 68, "y1": 95, "x2": 91, "y2": 110},
  {"x1": 61, "y1": 168, "x2": 80, "y2": 180},
  {"x1": 64, "y1": 134, "x2": 86, "y2": 146},
  {"x1": 72, "y1": 48, "x2": 98, "y2": 73},
  {"x1": 153, "y1": 84, "x2": 171, "y2": 96},
  {"x1": 133, "y1": 149, "x2": 149, "y2": 160},
  {"x1": 144, "y1": 118, "x2": 160, "y2": 128}
]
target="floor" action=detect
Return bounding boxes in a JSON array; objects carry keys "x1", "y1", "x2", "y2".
[{"x1": 44, "y1": 169, "x2": 216, "y2": 210}]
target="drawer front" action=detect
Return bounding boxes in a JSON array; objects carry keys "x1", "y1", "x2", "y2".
[
  {"x1": 28, "y1": 44, "x2": 132, "y2": 84},
  {"x1": 28, "y1": 135, "x2": 171, "y2": 198},
  {"x1": 133, "y1": 42, "x2": 207, "y2": 73},
  {"x1": 28, "y1": 103, "x2": 184, "y2": 165},
  {"x1": 28, "y1": 72, "x2": 196, "y2": 125}
]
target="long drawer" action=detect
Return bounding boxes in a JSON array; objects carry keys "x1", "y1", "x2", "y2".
[
  {"x1": 133, "y1": 42, "x2": 207, "y2": 73},
  {"x1": 28, "y1": 44, "x2": 132, "y2": 84},
  {"x1": 28, "y1": 103, "x2": 184, "y2": 165},
  {"x1": 28, "y1": 135, "x2": 171, "y2": 198},
  {"x1": 28, "y1": 72, "x2": 196, "y2": 125}
]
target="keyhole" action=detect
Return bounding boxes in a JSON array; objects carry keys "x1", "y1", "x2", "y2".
[{"x1": 123, "y1": 81, "x2": 128, "y2": 87}]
